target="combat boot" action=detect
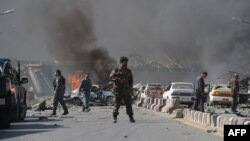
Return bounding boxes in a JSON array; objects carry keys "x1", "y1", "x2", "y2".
[
  {"x1": 62, "y1": 110, "x2": 69, "y2": 115},
  {"x1": 50, "y1": 111, "x2": 56, "y2": 116},
  {"x1": 82, "y1": 106, "x2": 85, "y2": 112},
  {"x1": 129, "y1": 115, "x2": 135, "y2": 123},
  {"x1": 85, "y1": 107, "x2": 91, "y2": 112},
  {"x1": 113, "y1": 114, "x2": 118, "y2": 123}
]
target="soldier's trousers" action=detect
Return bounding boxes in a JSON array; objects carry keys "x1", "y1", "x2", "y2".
[
  {"x1": 82, "y1": 92, "x2": 90, "y2": 109},
  {"x1": 193, "y1": 94, "x2": 204, "y2": 112},
  {"x1": 231, "y1": 94, "x2": 238, "y2": 111},
  {"x1": 53, "y1": 96, "x2": 68, "y2": 112},
  {"x1": 113, "y1": 94, "x2": 133, "y2": 116}
]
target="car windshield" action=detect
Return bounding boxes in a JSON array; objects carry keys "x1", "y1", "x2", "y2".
[
  {"x1": 172, "y1": 84, "x2": 193, "y2": 89},
  {"x1": 214, "y1": 84, "x2": 230, "y2": 90}
]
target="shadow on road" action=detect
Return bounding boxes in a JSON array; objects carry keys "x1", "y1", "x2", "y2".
[
  {"x1": 0, "y1": 130, "x2": 51, "y2": 140},
  {"x1": 0, "y1": 120, "x2": 64, "y2": 140}
]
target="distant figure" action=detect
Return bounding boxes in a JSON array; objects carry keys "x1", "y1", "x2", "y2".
[
  {"x1": 79, "y1": 73, "x2": 92, "y2": 112},
  {"x1": 110, "y1": 56, "x2": 135, "y2": 123},
  {"x1": 230, "y1": 74, "x2": 240, "y2": 113},
  {"x1": 51, "y1": 70, "x2": 68, "y2": 115},
  {"x1": 193, "y1": 72, "x2": 208, "y2": 112}
]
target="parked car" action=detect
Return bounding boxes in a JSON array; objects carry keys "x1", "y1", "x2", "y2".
[
  {"x1": 207, "y1": 83, "x2": 232, "y2": 106},
  {"x1": 140, "y1": 83, "x2": 163, "y2": 99},
  {"x1": 163, "y1": 82, "x2": 194, "y2": 108},
  {"x1": 0, "y1": 58, "x2": 28, "y2": 129}
]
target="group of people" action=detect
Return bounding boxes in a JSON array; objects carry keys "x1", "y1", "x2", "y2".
[
  {"x1": 51, "y1": 56, "x2": 240, "y2": 123},
  {"x1": 51, "y1": 56, "x2": 135, "y2": 123},
  {"x1": 51, "y1": 70, "x2": 93, "y2": 115},
  {"x1": 193, "y1": 72, "x2": 240, "y2": 113}
]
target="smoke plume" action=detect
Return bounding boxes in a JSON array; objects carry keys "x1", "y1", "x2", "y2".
[
  {"x1": 1, "y1": 0, "x2": 250, "y2": 84},
  {"x1": 43, "y1": 1, "x2": 116, "y2": 84},
  {"x1": 91, "y1": 0, "x2": 250, "y2": 82}
]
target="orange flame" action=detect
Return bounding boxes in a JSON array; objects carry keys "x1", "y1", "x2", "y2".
[{"x1": 68, "y1": 71, "x2": 84, "y2": 90}]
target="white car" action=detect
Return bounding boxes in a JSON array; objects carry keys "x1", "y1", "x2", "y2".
[
  {"x1": 140, "y1": 83, "x2": 163, "y2": 99},
  {"x1": 163, "y1": 82, "x2": 194, "y2": 107}
]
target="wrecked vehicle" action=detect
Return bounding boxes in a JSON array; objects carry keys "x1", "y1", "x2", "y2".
[
  {"x1": 238, "y1": 77, "x2": 250, "y2": 104},
  {"x1": 0, "y1": 58, "x2": 28, "y2": 129},
  {"x1": 64, "y1": 86, "x2": 114, "y2": 106}
]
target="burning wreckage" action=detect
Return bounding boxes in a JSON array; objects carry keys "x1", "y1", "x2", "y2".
[{"x1": 65, "y1": 73, "x2": 115, "y2": 106}]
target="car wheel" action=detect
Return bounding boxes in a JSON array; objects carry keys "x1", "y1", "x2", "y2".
[
  {"x1": 19, "y1": 105, "x2": 27, "y2": 121},
  {"x1": 106, "y1": 96, "x2": 113, "y2": 106},
  {"x1": 73, "y1": 98, "x2": 82, "y2": 106},
  {"x1": 188, "y1": 103, "x2": 193, "y2": 108},
  {"x1": 0, "y1": 113, "x2": 11, "y2": 129},
  {"x1": 11, "y1": 105, "x2": 19, "y2": 122}
]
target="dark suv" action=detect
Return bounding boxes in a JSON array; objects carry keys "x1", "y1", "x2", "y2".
[{"x1": 0, "y1": 58, "x2": 28, "y2": 129}]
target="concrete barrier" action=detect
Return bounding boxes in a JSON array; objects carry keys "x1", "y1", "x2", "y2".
[
  {"x1": 183, "y1": 109, "x2": 211, "y2": 127},
  {"x1": 154, "y1": 98, "x2": 163, "y2": 111},
  {"x1": 146, "y1": 97, "x2": 154, "y2": 109},
  {"x1": 157, "y1": 99, "x2": 166, "y2": 112},
  {"x1": 150, "y1": 98, "x2": 158, "y2": 110},
  {"x1": 135, "y1": 97, "x2": 144, "y2": 107},
  {"x1": 162, "y1": 99, "x2": 180, "y2": 113},
  {"x1": 183, "y1": 108, "x2": 250, "y2": 131},
  {"x1": 142, "y1": 97, "x2": 150, "y2": 108}
]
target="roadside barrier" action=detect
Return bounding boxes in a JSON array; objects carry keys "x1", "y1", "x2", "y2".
[{"x1": 162, "y1": 99, "x2": 180, "y2": 113}]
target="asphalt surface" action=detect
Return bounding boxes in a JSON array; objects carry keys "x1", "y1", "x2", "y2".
[{"x1": 0, "y1": 106, "x2": 222, "y2": 141}]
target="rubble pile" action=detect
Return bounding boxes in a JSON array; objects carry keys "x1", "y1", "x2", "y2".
[{"x1": 28, "y1": 96, "x2": 54, "y2": 111}]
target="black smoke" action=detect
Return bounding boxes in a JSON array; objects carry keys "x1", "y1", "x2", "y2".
[{"x1": 44, "y1": 7, "x2": 116, "y2": 84}]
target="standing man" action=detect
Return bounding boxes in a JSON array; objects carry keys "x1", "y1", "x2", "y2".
[
  {"x1": 230, "y1": 74, "x2": 240, "y2": 113},
  {"x1": 193, "y1": 72, "x2": 208, "y2": 112},
  {"x1": 110, "y1": 56, "x2": 135, "y2": 123},
  {"x1": 51, "y1": 70, "x2": 69, "y2": 115},
  {"x1": 79, "y1": 73, "x2": 92, "y2": 112}
]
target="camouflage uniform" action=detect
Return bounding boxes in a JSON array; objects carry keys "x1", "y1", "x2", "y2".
[
  {"x1": 110, "y1": 65, "x2": 134, "y2": 120},
  {"x1": 230, "y1": 77, "x2": 239, "y2": 112}
]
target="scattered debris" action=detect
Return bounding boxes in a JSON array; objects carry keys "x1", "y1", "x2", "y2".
[
  {"x1": 61, "y1": 116, "x2": 74, "y2": 118},
  {"x1": 206, "y1": 129, "x2": 216, "y2": 133},
  {"x1": 38, "y1": 117, "x2": 48, "y2": 120}
]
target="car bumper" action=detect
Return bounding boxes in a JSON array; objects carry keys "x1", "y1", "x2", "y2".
[
  {"x1": 210, "y1": 96, "x2": 232, "y2": 104},
  {"x1": 171, "y1": 96, "x2": 194, "y2": 103}
]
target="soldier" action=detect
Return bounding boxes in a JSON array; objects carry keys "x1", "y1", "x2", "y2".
[
  {"x1": 79, "y1": 73, "x2": 92, "y2": 112},
  {"x1": 110, "y1": 56, "x2": 135, "y2": 123},
  {"x1": 193, "y1": 72, "x2": 208, "y2": 112},
  {"x1": 230, "y1": 74, "x2": 240, "y2": 113},
  {"x1": 51, "y1": 70, "x2": 69, "y2": 115}
]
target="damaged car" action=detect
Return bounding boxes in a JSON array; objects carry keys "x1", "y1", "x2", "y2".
[{"x1": 64, "y1": 85, "x2": 114, "y2": 106}]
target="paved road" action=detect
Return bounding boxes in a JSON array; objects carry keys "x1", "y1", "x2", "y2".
[{"x1": 0, "y1": 107, "x2": 222, "y2": 141}]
